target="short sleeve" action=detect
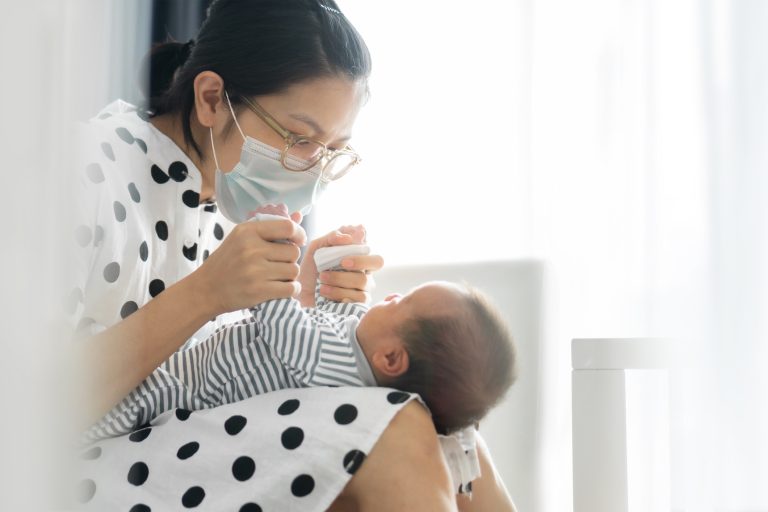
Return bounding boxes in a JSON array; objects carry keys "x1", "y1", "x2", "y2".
[{"x1": 64, "y1": 122, "x2": 107, "y2": 338}]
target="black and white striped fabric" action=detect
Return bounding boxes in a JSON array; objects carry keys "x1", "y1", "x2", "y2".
[{"x1": 82, "y1": 294, "x2": 373, "y2": 443}]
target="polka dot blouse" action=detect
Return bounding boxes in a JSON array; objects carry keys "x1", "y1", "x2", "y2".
[{"x1": 70, "y1": 100, "x2": 245, "y2": 344}]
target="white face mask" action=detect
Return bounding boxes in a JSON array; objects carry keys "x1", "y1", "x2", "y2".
[{"x1": 210, "y1": 92, "x2": 328, "y2": 224}]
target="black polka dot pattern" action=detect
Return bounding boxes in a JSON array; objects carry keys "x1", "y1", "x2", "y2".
[
  {"x1": 129, "y1": 504, "x2": 151, "y2": 512},
  {"x1": 151, "y1": 164, "x2": 170, "y2": 184},
  {"x1": 103, "y1": 262, "x2": 120, "y2": 283},
  {"x1": 121, "y1": 301, "x2": 139, "y2": 319},
  {"x1": 239, "y1": 504, "x2": 262, "y2": 512},
  {"x1": 128, "y1": 182, "x2": 141, "y2": 203},
  {"x1": 181, "y1": 486, "x2": 205, "y2": 508},
  {"x1": 169, "y1": 161, "x2": 188, "y2": 182},
  {"x1": 139, "y1": 241, "x2": 149, "y2": 261},
  {"x1": 213, "y1": 223, "x2": 224, "y2": 241},
  {"x1": 128, "y1": 427, "x2": 151, "y2": 442},
  {"x1": 155, "y1": 221, "x2": 168, "y2": 241},
  {"x1": 232, "y1": 456, "x2": 256, "y2": 481},
  {"x1": 116, "y1": 127, "x2": 135, "y2": 144},
  {"x1": 74, "y1": 225, "x2": 92, "y2": 247},
  {"x1": 176, "y1": 408, "x2": 192, "y2": 421},
  {"x1": 278, "y1": 399, "x2": 300, "y2": 416},
  {"x1": 94, "y1": 225, "x2": 104, "y2": 246},
  {"x1": 202, "y1": 249, "x2": 210, "y2": 261},
  {"x1": 85, "y1": 163, "x2": 104, "y2": 184},
  {"x1": 80, "y1": 446, "x2": 101, "y2": 460},
  {"x1": 135, "y1": 138, "x2": 148, "y2": 153},
  {"x1": 101, "y1": 142, "x2": 115, "y2": 161},
  {"x1": 290, "y1": 474, "x2": 315, "y2": 497},
  {"x1": 114, "y1": 201, "x2": 127, "y2": 222},
  {"x1": 182, "y1": 190, "x2": 200, "y2": 208},
  {"x1": 203, "y1": 203, "x2": 217, "y2": 213},
  {"x1": 77, "y1": 479, "x2": 96, "y2": 503},
  {"x1": 127, "y1": 462, "x2": 149, "y2": 486},
  {"x1": 281, "y1": 427, "x2": 304, "y2": 450},
  {"x1": 149, "y1": 279, "x2": 165, "y2": 297},
  {"x1": 225, "y1": 415, "x2": 247, "y2": 436},
  {"x1": 387, "y1": 391, "x2": 411, "y2": 404},
  {"x1": 177, "y1": 441, "x2": 199, "y2": 460},
  {"x1": 182, "y1": 243, "x2": 198, "y2": 261},
  {"x1": 334, "y1": 404, "x2": 358, "y2": 425},
  {"x1": 343, "y1": 449, "x2": 366, "y2": 475}
]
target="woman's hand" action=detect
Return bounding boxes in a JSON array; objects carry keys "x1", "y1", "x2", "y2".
[
  {"x1": 195, "y1": 217, "x2": 307, "y2": 316},
  {"x1": 298, "y1": 224, "x2": 385, "y2": 307}
]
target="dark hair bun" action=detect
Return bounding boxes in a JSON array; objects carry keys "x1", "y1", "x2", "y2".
[{"x1": 139, "y1": 40, "x2": 193, "y2": 114}]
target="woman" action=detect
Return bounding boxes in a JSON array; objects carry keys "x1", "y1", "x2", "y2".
[{"x1": 72, "y1": 1, "x2": 516, "y2": 510}]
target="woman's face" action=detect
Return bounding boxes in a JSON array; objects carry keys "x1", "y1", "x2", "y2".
[{"x1": 212, "y1": 76, "x2": 367, "y2": 174}]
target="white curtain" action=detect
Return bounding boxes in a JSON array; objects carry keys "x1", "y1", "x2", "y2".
[
  {"x1": 332, "y1": 1, "x2": 767, "y2": 510},
  {"x1": 0, "y1": 1, "x2": 150, "y2": 508}
]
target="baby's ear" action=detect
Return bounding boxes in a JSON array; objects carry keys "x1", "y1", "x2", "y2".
[{"x1": 372, "y1": 344, "x2": 409, "y2": 378}]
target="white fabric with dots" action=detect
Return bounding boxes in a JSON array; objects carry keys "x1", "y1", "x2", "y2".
[
  {"x1": 70, "y1": 101, "x2": 480, "y2": 510},
  {"x1": 70, "y1": 100, "x2": 246, "y2": 344}
]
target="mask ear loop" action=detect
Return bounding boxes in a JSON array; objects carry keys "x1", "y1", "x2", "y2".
[
  {"x1": 209, "y1": 128, "x2": 221, "y2": 171},
  {"x1": 225, "y1": 90, "x2": 247, "y2": 140},
  {"x1": 209, "y1": 90, "x2": 247, "y2": 171}
]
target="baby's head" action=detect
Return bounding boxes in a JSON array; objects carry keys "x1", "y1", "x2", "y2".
[{"x1": 356, "y1": 281, "x2": 517, "y2": 434}]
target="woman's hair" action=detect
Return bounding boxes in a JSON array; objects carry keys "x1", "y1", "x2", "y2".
[
  {"x1": 391, "y1": 287, "x2": 518, "y2": 435},
  {"x1": 140, "y1": 0, "x2": 371, "y2": 158}
]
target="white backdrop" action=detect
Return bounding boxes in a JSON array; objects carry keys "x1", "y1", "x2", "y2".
[
  {"x1": 329, "y1": 1, "x2": 768, "y2": 511},
  {"x1": 1, "y1": 1, "x2": 765, "y2": 510}
]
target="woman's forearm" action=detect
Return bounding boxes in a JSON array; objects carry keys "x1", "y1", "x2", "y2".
[{"x1": 76, "y1": 271, "x2": 218, "y2": 428}]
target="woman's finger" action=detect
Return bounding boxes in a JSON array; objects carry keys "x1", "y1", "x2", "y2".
[
  {"x1": 319, "y1": 270, "x2": 374, "y2": 292},
  {"x1": 262, "y1": 241, "x2": 302, "y2": 263},
  {"x1": 266, "y1": 261, "x2": 301, "y2": 281},
  {"x1": 263, "y1": 280, "x2": 301, "y2": 299},
  {"x1": 318, "y1": 284, "x2": 370, "y2": 304},
  {"x1": 250, "y1": 218, "x2": 307, "y2": 246},
  {"x1": 339, "y1": 254, "x2": 384, "y2": 273}
]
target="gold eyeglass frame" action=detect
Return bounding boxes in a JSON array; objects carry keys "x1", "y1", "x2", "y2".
[{"x1": 239, "y1": 95, "x2": 361, "y2": 181}]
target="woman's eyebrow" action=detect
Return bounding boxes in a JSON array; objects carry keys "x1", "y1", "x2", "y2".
[{"x1": 289, "y1": 113, "x2": 351, "y2": 144}]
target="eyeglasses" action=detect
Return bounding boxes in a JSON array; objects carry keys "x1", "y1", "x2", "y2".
[{"x1": 239, "y1": 95, "x2": 361, "y2": 181}]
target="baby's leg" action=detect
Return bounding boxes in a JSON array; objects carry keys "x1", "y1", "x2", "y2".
[{"x1": 79, "y1": 365, "x2": 204, "y2": 443}]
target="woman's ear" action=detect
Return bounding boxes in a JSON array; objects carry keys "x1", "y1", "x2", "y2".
[
  {"x1": 371, "y1": 344, "x2": 409, "y2": 378},
  {"x1": 193, "y1": 71, "x2": 226, "y2": 128}
]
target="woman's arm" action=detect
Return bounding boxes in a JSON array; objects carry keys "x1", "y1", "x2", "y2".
[
  {"x1": 76, "y1": 219, "x2": 306, "y2": 429},
  {"x1": 75, "y1": 271, "x2": 216, "y2": 429},
  {"x1": 329, "y1": 400, "x2": 458, "y2": 512},
  {"x1": 456, "y1": 433, "x2": 517, "y2": 512}
]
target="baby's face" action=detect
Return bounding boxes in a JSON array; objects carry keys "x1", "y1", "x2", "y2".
[{"x1": 357, "y1": 281, "x2": 467, "y2": 344}]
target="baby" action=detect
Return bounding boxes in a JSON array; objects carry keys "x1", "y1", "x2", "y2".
[
  {"x1": 245, "y1": 204, "x2": 518, "y2": 435},
  {"x1": 87, "y1": 205, "x2": 516, "y2": 439},
  {"x1": 85, "y1": 205, "x2": 517, "y2": 493}
]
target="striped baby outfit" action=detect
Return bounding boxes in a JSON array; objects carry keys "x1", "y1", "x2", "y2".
[{"x1": 82, "y1": 292, "x2": 375, "y2": 442}]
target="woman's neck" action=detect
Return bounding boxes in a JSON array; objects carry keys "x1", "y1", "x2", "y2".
[{"x1": 150, "y1": 113, "x2": 216, "y2": 203}]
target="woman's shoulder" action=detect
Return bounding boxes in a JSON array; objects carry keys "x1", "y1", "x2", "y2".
[{"x1": 77, "y1": 99, "x2": 199, "y2": 183}]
